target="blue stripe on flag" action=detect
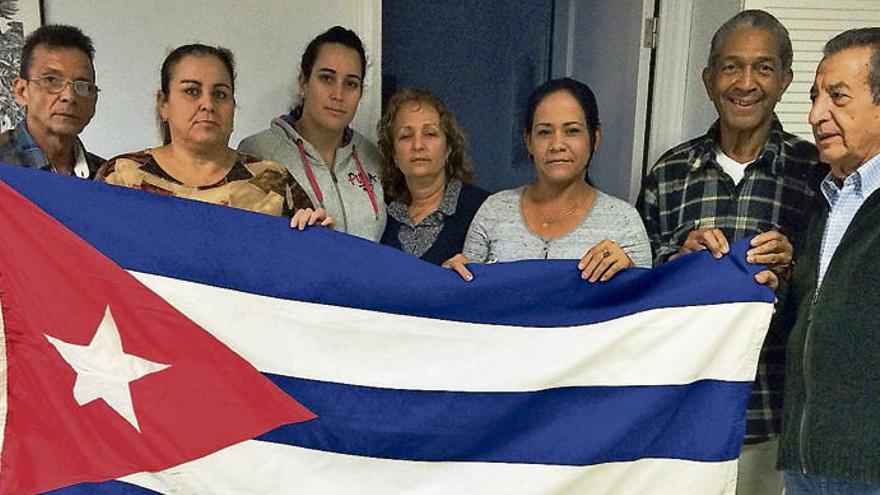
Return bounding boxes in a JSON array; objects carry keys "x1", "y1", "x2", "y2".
[
  {"x1": 45, "y1": 480, "x2": 161, "y2": 494},
  {"x1": 0, "y1": 166, "x2": 773, "y2": 328},
  {"x1": 256, "y1": 374, "x2": 750, "y2": 465}
]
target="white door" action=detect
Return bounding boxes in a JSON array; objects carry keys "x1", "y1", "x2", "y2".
[{"x1": 646, "y1": 0, "x2": 744, "y2": 175}]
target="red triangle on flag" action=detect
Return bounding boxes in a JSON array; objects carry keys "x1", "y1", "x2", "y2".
[{"x1": 0, "y1": 178, "x2": 316, "y2": 495}]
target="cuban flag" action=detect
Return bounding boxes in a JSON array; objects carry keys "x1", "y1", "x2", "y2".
[{"x1": 0, "y1": 164, "x2": 773, "y2": 494}]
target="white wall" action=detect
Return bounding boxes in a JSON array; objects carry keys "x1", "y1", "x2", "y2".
[{"x1": 44, "y1": 0, "x2": 381, "y2": 159}]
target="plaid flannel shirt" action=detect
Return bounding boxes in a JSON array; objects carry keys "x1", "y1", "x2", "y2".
[{"x1": 637, "y1": 118, "x2": 826, "y2": 443}]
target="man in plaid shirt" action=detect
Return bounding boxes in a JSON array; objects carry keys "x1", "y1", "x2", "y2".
[{"x1": 637, "y1": 10, "x2": 825, "y2": 495}]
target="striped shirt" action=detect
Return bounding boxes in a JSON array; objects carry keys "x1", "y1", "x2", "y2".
[
  {"x1": 819, "y1": 153, "x2": 880, "y2": 287},
  {"x1": 637, "y1": 118, "x2": 826, "y2": 443}
]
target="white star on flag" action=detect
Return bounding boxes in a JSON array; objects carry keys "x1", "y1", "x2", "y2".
[{"x1": 45, "y1": 305, "x2": 170, "y2": 432}]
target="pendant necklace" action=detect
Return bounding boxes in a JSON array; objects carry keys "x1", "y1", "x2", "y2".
[{"x1": 529, "y1": 186, "x2": 588, "y2": 228}]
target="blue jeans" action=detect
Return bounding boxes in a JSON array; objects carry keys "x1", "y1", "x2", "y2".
[{"x1": 785, "y1": 471, "x2": 880, "y2": 495}]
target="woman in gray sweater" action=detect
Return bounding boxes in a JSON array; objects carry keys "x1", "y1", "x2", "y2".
[{"x1": 444, "y1": 78, "x2": 651, "y2": 281}]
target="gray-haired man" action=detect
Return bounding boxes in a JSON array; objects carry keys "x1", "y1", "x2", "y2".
[{"x1": 777, "y1": 27, "x2": 880, "y2": 495}]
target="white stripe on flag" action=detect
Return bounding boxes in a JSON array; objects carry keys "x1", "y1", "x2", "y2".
[
  {"x1": 133, "y1": 272, "x2": 771, "y2": 389},
  {"x1": 121, "y1": 439, "x2": 738, "y2": 495}
]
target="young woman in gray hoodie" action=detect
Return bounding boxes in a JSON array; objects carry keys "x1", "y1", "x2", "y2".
[{"x1": 239, "y1": 26, "x2": 385, "y2": 241}]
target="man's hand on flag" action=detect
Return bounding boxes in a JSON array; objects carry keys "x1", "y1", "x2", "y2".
[{"x1": 672, "y1": 227, "x2": 730, "y2": 260}]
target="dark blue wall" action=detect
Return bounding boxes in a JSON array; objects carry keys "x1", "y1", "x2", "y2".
[{"x1": 382, "y1": 0, "x2": 554, "y2": 193}]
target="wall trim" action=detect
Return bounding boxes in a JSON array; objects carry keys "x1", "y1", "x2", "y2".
[{"x1": 646, "y1": 0, "x2": 694, "y2": 171}]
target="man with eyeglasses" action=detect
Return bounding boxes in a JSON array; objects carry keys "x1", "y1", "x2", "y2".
[{"x1": 0, "y1": 24, "x2": 102, "y2": 178}]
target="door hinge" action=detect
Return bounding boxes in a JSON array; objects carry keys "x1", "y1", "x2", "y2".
[{"x1": 643, "y1": 16, "x2": 659, "y2": 49}]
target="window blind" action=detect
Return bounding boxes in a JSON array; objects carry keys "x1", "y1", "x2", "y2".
[{"x1": 745, "y1": 1, "x2": 880, "y2": 141}]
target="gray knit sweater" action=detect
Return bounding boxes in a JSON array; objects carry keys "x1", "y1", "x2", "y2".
[{"x1": 463, "y1": 187, "x2": 651, "y2": 267}]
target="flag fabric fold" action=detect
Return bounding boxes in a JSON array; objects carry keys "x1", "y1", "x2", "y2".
[{"x1": 0, "y1": 165, "x2": 774, "y2": 494}]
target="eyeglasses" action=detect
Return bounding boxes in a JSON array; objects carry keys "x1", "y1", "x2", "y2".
[{"x1": 28, "y1": 75, "x2": 100, "y2": 98}]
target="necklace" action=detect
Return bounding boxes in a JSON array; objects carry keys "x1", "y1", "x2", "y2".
[
  {"x1": 537, "y1": 200, "x2": 583, "y2": 228},
  {"x1": 526, "y1": 186, "x2": 589, "y2": 229}
]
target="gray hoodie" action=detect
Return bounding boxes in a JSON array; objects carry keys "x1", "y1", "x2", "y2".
[{"x1": 239, "y1": 117, "x2": 386, "y2": 241}]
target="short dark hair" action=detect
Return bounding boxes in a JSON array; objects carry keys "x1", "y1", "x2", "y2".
[
  {"x1": 20, "y1": 24, "x2": 95, "y2": 78},
  {"x1": 157, "y1": 43, "x2": 236, "y2": 144},
  {"x1": 823, "y1": 27, "x2": 880, "y2": 104},
  {"x1": 300, "y1": 25, "x2": 366, "y2": 81},
  {"x1": 707, "y1": 10, "x2": 793, "y2": 75},
  {"x1": 377, "y1": 88, "x2": 475, "y2": 203},
  {"x1": 524, "y1": 78, "x2": 601, "y2": 184}
]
